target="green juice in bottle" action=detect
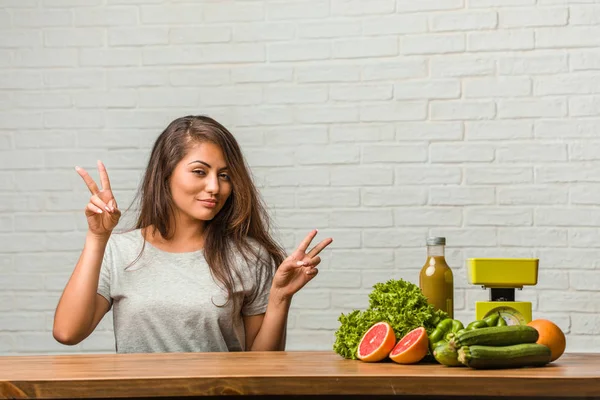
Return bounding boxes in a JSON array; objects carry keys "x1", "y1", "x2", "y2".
[{"x1": 419, "y1": 237, "x2": 454, "y2": 318}]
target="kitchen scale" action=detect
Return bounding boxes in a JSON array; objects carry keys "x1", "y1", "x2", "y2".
[{"x1": 467, "y1": 258, "x2": 539, "y2": 325}]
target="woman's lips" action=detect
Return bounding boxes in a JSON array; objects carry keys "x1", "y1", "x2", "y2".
[{"x1": 198, "y1": 200, "x2": 217, "y2": 208}]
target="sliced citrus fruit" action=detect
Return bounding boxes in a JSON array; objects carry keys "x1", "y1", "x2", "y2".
[
  {"x1": 389, "y1": 326, "x2": 429, "y2": 364},
  {"x1": 357, "y1": 321, "x2": 396, "y2": 362}
]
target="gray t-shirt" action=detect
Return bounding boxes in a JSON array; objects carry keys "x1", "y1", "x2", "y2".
[{"x1": 97, "y1": 229, "x2": 274, "y2": 354}]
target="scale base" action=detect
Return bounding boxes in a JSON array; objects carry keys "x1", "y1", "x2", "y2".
[{"x1": 476, "y1": 301, "x2": 532, "y2": 325}]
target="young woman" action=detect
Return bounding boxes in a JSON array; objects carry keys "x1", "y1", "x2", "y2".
[{"x1": 53, "y1": 115, "x2": 333, "y2": 353}]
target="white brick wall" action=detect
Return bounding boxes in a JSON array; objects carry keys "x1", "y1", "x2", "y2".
[{"x1": 1, "y1": 0, "x2": 600, "y2": 355}]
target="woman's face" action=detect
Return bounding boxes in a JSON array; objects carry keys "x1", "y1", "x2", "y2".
[{"x1": 169, "y1": 141, "x2": 233, "y2": 224}]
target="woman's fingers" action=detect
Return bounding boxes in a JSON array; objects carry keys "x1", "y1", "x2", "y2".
[
  {"x1": 304, "y1": 257, "x2": 321, "y2": 275},
  {"x1": 90, "y1": 194, "x2": 112, "y2": 213},
  {"x1": 111, "y1": 206, "x2": 122, "y2": 221},
  {"x1": 307, "y1": 256, "x2": 321, "y2": 267},
  {"x1": 294, "y1": 229, "x2": 318, "y2": 256},
  {"x1": 76, "y1": 163, "x2": 117, "y2": 211},
  {"x1": 292, "y1": 259, "x2": 308, "y2": 268},
  {"x1": 290, "y1": 255, "x2": 321, "y2": 268},
  {"x1": 86, "y1": 200, "x2": 121, "y2": 218},
  {"x1": 307, "y1": 238, "x2": 333, "y2": 258},
  {"x1": 286, "y1": 256, "x2": 321, "y2": 278},
  {"x1": 109, "y1": 199, "x2": 120, "y2": 217},
  {"x1": 97, "y1": 160, "x2": 112, "y2": 192},
  {"x1": 86, "y1": 202, "x2": 103, "y2": 215},
  {"x1": 108, "y1": 198, "x2": 118, "y2": 211},
  {"x1": 76, "y1": 166, "x2": 100, "y2": 195}
]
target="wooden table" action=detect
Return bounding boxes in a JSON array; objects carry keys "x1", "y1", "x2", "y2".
[{"x1": 1, "y1": 351, "x2": 599, "y2": 399}]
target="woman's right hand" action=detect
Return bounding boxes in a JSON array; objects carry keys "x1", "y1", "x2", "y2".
[{"x1": 76, "y1": 160, "x2": 121, "y2": 237}]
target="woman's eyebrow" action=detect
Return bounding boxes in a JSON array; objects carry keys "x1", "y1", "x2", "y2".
[
  {"x1": 188, "y1": 160, "x2": 211, "y2": 168},
  {"x1": 188, "y1": 160, "x2": 229, "y2": 171}
]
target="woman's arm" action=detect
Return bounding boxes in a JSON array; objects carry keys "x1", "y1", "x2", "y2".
[
  {"x1": 244, "y1": 288, "x2": 290, "y2": 351},
  {"x1": 53, "y1": 232, "x2": 112, "y2": 345},
  {"x1": 245, "y1": 230, "x2": 332, "y2": 351},
  {"x1": 54, "y1": 162, "x2": 119, "y2": 345}
]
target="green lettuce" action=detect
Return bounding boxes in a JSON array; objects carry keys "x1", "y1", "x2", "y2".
[{"x1": 333, "y1": 279, "x2": 448, "y2": 360}]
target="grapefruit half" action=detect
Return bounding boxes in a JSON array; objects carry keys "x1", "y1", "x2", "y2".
[
  {"x1": 389, "y1": 326, "x2": 429, "y2": 364},
  {"x1": 356, "y1": 321, "x2": 396, "y2": 362}
]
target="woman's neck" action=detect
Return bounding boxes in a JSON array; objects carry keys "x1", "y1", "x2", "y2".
[{"x1": 145, "y1": 215, "x2": 206, "y2": 253}]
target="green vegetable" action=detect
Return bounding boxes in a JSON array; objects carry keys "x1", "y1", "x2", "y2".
[
  {"x1": 483, "y1": 313, "x2": 498, "y2": 327},
  {"x1": 333, "y1": 279, "x2": 448, "y2": 360},
  {"x1": 466, "y1": 320, "x2": 488, "y2": 330},
  {"x1": 433, "y1": 342, "x2": 463, "y2": 367},
  {"x1": 483, "y1": 313, "x2": 499, "y2": 326},
  {"x1": 429, "y1": 318, "x2": 465, "y2": 350},
  {"x1": 458, "y1": 343, "x2": 552, "y2": 369},
  {"x1": 450, "y1": 325, "x2": 539, "y2": 350},
  {"x1": 483, "y1": 312, "x2": 507, "y2": 327}
]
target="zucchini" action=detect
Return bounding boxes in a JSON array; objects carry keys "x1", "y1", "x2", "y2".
[
  {"x1": 449, "y1": 325, "x2": 538, "y2": 349},
  {"x1": 458, "y1": 343, "x2": 552, "y2": 369}
]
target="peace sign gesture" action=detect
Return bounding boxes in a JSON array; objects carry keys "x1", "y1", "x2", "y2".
[
  {"x1": 76, "y1": 160, "x2": 121, "y2": 238},
  {"x1": 271, "y1": 229, "x2": 333, "y2": 301}
]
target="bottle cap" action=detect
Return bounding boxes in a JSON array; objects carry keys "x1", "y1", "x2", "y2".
[{"x1": 426, "y1": 236, "x2": 446, "y2": 246}]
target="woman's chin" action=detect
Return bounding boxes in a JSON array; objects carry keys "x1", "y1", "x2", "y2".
[{"x1": 190, "y1": 210, "x2": 217, "y2": 222}]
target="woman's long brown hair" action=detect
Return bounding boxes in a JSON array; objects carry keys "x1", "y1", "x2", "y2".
[{"x1": 127, "y1": 115, "x2": 286, "y2": 310}]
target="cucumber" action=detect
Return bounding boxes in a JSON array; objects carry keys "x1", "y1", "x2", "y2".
[
  {"x1": 433, "y1": 342, "x2": 463, "y2": 367},
  {"x1": 458, "y1": 343, "x2": 552, "y2": 369},
  {"x1": 449, "y1": 325, "x2": 538, "y2": 349}
]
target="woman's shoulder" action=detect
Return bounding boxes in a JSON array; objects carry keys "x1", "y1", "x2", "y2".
[
  {"x1": 107, "y1": 228, "x2": 144, "y2": 251},
  {"x1": 230, "y1": 237, "x2": 276, "y2": 269},
  {"x1": 240, "y1": 237, "x2": 271, "y2": 257}
]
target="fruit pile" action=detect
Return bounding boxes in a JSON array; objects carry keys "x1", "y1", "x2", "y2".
[{"x1": 355, "y1": 317, "x2": 567, "y2": 370}]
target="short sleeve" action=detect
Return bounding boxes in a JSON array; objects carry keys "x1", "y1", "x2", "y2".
[
  {"x1": 241, "y1": 246, "x2": 275, "y2": 316},
  {"x1": 97, "y1": 240, "x2": 113, "y2": 310}
]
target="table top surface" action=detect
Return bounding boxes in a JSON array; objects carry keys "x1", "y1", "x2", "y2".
[{"x1": 1, "y1": 351, "x2": 599, "y2": 398}]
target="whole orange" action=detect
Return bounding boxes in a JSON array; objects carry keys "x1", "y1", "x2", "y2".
[{"x1": 527, "y1": 319, "x2": 566, "y2": 362}]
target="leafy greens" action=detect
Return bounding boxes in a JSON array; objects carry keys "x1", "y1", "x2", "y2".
[{"x1": 333, "y1": 279, "x2": 448, "y2": 360}]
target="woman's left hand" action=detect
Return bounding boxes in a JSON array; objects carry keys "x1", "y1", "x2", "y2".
[{"x1": 271, "y1": 229, "x2": 333, "y2": 303}]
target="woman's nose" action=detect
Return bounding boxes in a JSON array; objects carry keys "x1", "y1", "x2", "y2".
[{"x1": 205, "y1": 174, "x2": 220, "y2": 194}]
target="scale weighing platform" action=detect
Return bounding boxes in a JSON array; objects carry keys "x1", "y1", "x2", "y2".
[{"x1": 468, "y1": 258, "x2": 539, "y2": 325}]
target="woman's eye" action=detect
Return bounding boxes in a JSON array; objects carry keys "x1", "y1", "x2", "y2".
[
  {"x1": 192, "y1": 170, "x2": 206, "y2": 176},
  {"x1": 219, "y1": 173, "x2": 230, "y2": 181}
]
